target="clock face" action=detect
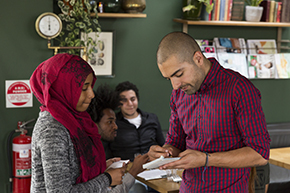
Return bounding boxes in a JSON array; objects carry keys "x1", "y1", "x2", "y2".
[{"x1": 35, "y1": 13, "x2": 62, "y2": 39}]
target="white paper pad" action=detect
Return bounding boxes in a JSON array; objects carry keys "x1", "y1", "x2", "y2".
[
  {"x1": 137, "y1": 169, "x2": 167, "y2": 180},
  {"x1": 107, "y1": 159, "x2": 130, "y2": 169},
  {"x1": 142, "y1": 156, "x2": 181, "y2": 169}
]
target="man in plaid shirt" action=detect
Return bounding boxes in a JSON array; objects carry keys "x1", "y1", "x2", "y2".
[{"x1": 148, "y1": 32, "x2": 271, "y2": 193}]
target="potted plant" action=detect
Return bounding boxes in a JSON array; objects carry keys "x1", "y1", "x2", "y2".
[
  {"x1": 182, "y1": 0, "x2": 214, "y2": 20},
  {"x1": 55, "y1": 0, "x2": 101, "y2": 58},
  {"x1": 244, "y1": 0, "x2": 263, "y2": 22}
]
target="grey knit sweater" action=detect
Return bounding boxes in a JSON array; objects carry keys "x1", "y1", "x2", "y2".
[{"x1": 31, "y1": 111, "x2": 135, "y2": 193}]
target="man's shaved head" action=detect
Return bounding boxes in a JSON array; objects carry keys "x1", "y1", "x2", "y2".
[{"x1": 157, "y1": 32, "x2": 201, "y2": 65}]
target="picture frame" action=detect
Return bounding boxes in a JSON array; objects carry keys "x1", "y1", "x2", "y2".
[{"x1": 81, "y1": 31, "x2": 114, "y2": 76}]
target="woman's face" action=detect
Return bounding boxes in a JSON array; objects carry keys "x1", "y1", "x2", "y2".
[{"x1": 76, "y1": 73, "x2": 95, "y2": 112}]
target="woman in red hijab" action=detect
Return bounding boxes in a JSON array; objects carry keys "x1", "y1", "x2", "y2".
[{"x1": 30, "y1": 53, "x2": 134, "y2": 192}]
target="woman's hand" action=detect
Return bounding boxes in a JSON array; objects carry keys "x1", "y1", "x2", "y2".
[
  {"x1": 106, "y1": 157, "x2": 121, "y2": 168},
  {"x1": 105, "y1": 163, "x2": 126, "y2": 186}
]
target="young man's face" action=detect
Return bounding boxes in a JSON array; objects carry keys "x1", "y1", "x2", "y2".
[
  {"x1": 158, "y1": 54, "x2": 205, "y2": 95},
  {"x1": 119, "y1": 90, "x2": 139, "y2": 119},
  {"x1": 97, "y1": 108, "x2": 118, "y2": 142}
]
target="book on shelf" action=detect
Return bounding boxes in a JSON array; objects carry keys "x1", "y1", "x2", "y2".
[
  {"x1": 211, "y1": 0, "x2": 217, "y2": 20},
  {"x1": 247, "y1": 39, "x2": 277, "y2": 55},
  {"x1": 217, "y1": 53, "x2": 249, "y2": 78},
  {"x1": 275, "y1": 53, "x2": 290, "y2": 78},
  {"x1": 230, "y1": 0, "x2": 244, "y2": 21},
  {"x1": 247, "y1": 54, "x2": 276, "y2": 79},
  {"x1": 276, "y1": 2, "x2": 282, "y2": 22},
  {"x1": 269, "y1": 0, "x2": 276, "y2": 22},
  {"x1": 226, "y1": 0, "x2": 233, "y2": 21},
  {"x1": 215, "y1": 0, "x2": 221, "y2": 20},
  {"x1": 281, "y1": 0, "x2": 290, "y2": 23},
  {"x1": 213, "y1": 37, "x2": 247, "y2": 54},
  {"x1": 260, "y1": 0, "x2": 271, "y2": 22},
  {"x1": 219, "y1": 0, "x2": 225, "y2": 21},
  {"x1": 272, "y1": 1, "x2": 278, "y2": 22},
  {"x1": 211, "y1": 0, "x2": 233, "y2": 21}
]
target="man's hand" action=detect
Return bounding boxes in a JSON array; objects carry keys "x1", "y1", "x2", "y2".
[
  {"x1": 128, "y1": 153, "x2": 149, "y2": 177},
  {"x1": 159, "y1": 149, "x2": 206, "y2": 170},
  {"x1": 106, "y1": 164, "x2": 126, "y2": 186},
  {"x1": 148, "y1": 145, "x2": 173, "y2": 161}
]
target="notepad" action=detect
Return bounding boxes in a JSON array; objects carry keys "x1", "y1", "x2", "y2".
[
  {"x1": 107, "y1": 159, "x2": 130, "y2": 169},
  {"x1": 142, "y1": 156, "x2": 181, "y2": 169},
  {"x1": 137, "y1": 169, "x2": 167, "y2": 180}
]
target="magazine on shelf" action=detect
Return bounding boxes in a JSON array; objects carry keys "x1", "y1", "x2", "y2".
[
  {"x1": 213, "y1": 37, "x2": 247, "y2": 54},
  {"x1": 196, "y1": 39, "x2": 211, "y2": 46},
  {"x1": 217, "y1": 53, "x2": 248, "y2": 78},
  {"x1": 247, "y1": 54, "x2": 276, "y2": 79},
  {"x1": 196, "y1": 39, "x2": 217, "y2": 59},
  {"x1": 275, "y1": 53, "x2": 290, "y2": 78},
  {"x1": 201, "y1": 46, "x2": 217, "y2": 59},
  {"x1": 247, "y1": 39, "x2": 277, "y2": 55}
]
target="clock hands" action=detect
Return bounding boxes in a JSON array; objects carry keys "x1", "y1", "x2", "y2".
[{"x1": 48, "y1": 17, "x2": 51, "y2": 31}]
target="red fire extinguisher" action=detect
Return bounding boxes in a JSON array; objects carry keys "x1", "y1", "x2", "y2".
[{"x1": 7, "y1": 119, "x2": 35, "y2": 193}]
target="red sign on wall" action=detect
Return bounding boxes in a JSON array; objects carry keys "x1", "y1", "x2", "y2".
[{"x1": 6, "y1": 80, "x2": 33, "y2": 108}]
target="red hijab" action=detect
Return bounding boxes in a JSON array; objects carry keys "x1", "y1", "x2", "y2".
[{"x1": 30, "y1": 53, "x2": 106, "y2": 183}]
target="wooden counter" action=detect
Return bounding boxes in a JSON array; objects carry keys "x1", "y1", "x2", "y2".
[
  {"x1": 269, "y1": 147, "x2": 290, "y2": 170},
  {"x1": 127, "y1": 163, "x2": 182, "y2": 193}
]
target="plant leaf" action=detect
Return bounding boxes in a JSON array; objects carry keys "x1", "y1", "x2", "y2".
[{"x1": 182, "y1": 5, "x2": 196, "y2": 12}]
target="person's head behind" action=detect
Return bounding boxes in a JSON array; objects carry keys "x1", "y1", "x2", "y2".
[
  {"x1": 87, "y1": 84, "x2": 119, "y2": 142},
  {"x1": 115, "y1": 81, "x2": 139, "y2": 119},
  {"x1": 156, "y1": 32, "x2": 211, "y2": 95}
]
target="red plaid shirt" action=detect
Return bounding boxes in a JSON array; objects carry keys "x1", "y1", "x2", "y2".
[{"x1": 166, "y1": 58, "x2": 270, "y2": 193}]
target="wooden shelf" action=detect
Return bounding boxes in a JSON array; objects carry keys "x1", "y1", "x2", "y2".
[
  {"x1": 91, "y1": 13, "x2": 147, "y2": 18},
  {"x1": 173, "y1": 19, "x2": 290, "y2": 53},
  {"x1": 173, "y1": 19, "x2": 290, "y2": 28}
]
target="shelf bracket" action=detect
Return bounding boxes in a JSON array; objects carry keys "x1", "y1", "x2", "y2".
[
  {"x1": 47, "y1": 40, "x2": 88, "y2": 61},
  {"x1": 183, "y1": 23, "x2": 188, "y2": 33},
  {"x1": 277, "y1": 27, "x2": 282, "y2": 53}
]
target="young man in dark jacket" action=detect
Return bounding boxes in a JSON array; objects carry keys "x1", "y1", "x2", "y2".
[{"x1": 107, "y1": 81, "x2": 165, "y2": 162}]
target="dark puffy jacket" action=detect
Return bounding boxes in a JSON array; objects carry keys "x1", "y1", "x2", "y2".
[{"x1": 106, "y1": 109, "x2": 165, "y2": 161}]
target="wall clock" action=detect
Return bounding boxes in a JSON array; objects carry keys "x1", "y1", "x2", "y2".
[{"x1": 35, "y1": 12, "x2": 62, "y2": 39}]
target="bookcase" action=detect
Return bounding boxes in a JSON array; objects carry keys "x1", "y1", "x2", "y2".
[{"x1": 173, "y1": 19, "x2": 290, "y2": 52}]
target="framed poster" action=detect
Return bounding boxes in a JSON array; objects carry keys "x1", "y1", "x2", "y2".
[{"x1": 81, "y1": 31, "x2": 114, "y2": 76}]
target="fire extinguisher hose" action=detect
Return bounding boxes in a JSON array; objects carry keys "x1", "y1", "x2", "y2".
[{"x1": 7, "y1": 130, "x2": 16, "y2": 193}]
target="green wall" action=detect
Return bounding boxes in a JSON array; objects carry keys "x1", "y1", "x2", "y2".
[{"x1": 1, "y1": 0, "x2": 290, "y2": 192}]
